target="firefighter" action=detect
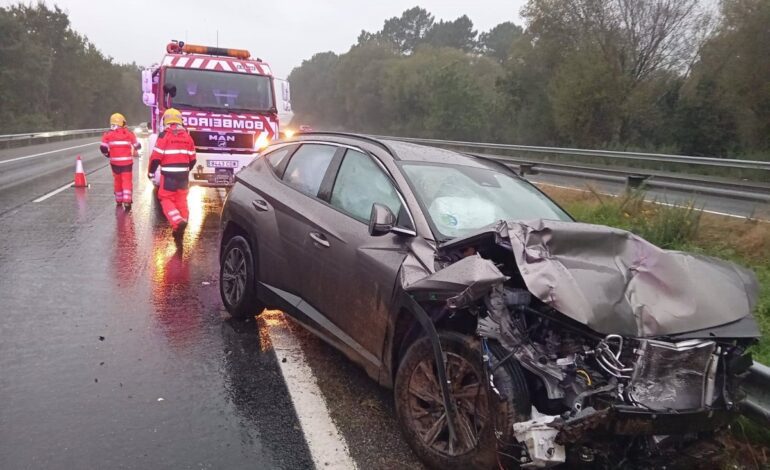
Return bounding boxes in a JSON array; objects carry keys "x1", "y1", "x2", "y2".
[
  {"x1": 148, "y1": 108, "x2": 196, "y2": 238},
  {"x1": 101, "y1": 113, "x2": 141, "y2": 210}
]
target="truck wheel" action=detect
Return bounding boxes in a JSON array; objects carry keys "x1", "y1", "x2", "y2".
[
  {"x1": 220, "y1": 235, "x2": 264, "y2": 320},
  {"x1": 394, "y1": 332, "x2": 530, "y2": 469}
]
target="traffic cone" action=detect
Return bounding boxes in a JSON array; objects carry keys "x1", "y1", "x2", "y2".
[{"x1": 74, "y1": 155, "x2": 88, "y2": 187}]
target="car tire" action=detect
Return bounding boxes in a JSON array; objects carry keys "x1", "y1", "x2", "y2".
[
  {"x1": 394, "y1": 331, "x2": 530, "y2": 469},
  {"x1": 220, "y1": 235, "x2": 264, "y2": 320}
]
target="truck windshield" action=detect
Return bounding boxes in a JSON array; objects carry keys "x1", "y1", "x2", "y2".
[
  {"x1": 164, "y1": 68, "x2": 273, "y2": 113},
  {"x1": 401, "y1": 162, "x2": 572, "y2": 239}
]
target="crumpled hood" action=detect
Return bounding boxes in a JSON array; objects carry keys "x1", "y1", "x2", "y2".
[{"x1": 503, "y1": 219, "x2": 759, "y2": 337}]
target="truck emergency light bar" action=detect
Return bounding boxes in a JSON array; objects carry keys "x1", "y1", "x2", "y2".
[{"x1": 166, "y1": 41, "x2": 252, "y2": 60}]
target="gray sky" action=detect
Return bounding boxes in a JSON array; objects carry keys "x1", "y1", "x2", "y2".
[{"x1": 3, "y1": 0, "x2": 526, "y2": 78}]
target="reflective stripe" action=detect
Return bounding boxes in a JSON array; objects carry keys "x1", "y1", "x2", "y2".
[
  {"x1": 108, "y1": 141, "x2": 132, "y2": 146},
  {"x1": 153, "y1": 148, "x2": 193, "y2": 155},
  {"x1": 161, "y1": 166, "x2": 188, "y2": 172},
  {"x1": 168, "y1": 209, "x2": 180, "y2": 216},
  {"x1": 111, "y1": 157, "x2": 133, "y2": 162}
]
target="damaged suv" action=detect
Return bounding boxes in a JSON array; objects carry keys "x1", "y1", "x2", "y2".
[{"x1": 219, "y1": 133, "x2": 760, "y2": 468}]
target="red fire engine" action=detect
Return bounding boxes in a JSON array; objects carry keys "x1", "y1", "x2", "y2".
[{"x1": 141, "y1": 41, "x2": 291, "y2": 186}]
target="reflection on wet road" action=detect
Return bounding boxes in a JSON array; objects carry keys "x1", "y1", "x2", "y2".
[{"x1": 0, "y1": 153, "x2": 313, "y2": 468}]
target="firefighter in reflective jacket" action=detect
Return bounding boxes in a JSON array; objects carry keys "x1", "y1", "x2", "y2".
[
  {"x1": 149, "y1": 108, "x2": 196, "y2": 236},
  {"x1": 101, "y1": 113, "x2": 140, "y2": 210}
]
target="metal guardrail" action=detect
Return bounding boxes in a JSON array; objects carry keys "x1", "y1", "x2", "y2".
[
  {"x1": 0, "y1": 128, "x2": 106, "y2": 141},
  {"x1": 0, "y1": 128, "x2": 107, "y2": 148},
  {"x1": 743, "y1": 362, "x2": 770, "y2": 424},
  {"x1": 377, "y1": 135, "x2": 770, "y2": 204},
  {"x1": 379, "y1": 135, "x2": 770, "y2": 172}
]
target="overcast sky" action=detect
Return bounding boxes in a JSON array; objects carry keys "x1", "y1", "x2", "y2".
[{"x1": 2, "y1": 0, "x2": 526, "y2": 77}]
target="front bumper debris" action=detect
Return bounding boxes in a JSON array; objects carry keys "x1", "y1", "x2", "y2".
[{"x1": 553, "y1": 406, "x2": 739, "y2": 444}]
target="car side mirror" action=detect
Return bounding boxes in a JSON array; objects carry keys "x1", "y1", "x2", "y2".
[{"x1": 368, "y1": 203, "x2": 396, "y2": 236}]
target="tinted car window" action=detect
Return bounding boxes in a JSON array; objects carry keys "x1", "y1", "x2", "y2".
[
  {"x1": 330, "y1": 149, "x2": 402, "y2": 223},
  {"x1": 264, "y1": 146, "x2": 293, "y2": 174},
  {"x1": 283, "y1": 144, "x2": 337, "y2": 197}
]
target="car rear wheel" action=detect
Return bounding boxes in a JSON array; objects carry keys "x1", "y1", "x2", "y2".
[
  {"x1": 394, "y1": 331, "x2": 530, "y2": 469},
  {"x1": 220, "y1": 235, "x2": 264, "y2": 320}
]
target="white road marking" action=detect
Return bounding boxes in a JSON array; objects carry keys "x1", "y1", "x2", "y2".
[
  {"x1": 263, "y1": 311, "x2": 357, "y2": 470},
  {"x1": 0, "y1": 142, "x2": 98, "y2": 165},
  {"x1": 33, "y1": 182, "x2": 74, "y2": 202},
  {"x1": 534, "y1": 181, "x2": 769, "y2": 221}
]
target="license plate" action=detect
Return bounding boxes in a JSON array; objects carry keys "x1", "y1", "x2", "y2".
[
  {"x1": 214, "y1": 168, "x2": 234, "y2": 185},
  {"x1": 207, "y1": 160, "x2": 238, "y2": 168}
]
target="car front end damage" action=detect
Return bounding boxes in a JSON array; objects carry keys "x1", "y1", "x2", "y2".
[{"x1": 399, "y1": 219, "x2": 759, "y2": 468}]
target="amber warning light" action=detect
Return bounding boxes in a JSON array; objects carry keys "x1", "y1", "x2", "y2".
[{"x1": 166, "y1": 41, "x2": 251, "y2": 60}]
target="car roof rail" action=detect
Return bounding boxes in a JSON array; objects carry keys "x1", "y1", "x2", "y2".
[{"x1": 293, "y1": 131, "x2": 397, "y2": 157}]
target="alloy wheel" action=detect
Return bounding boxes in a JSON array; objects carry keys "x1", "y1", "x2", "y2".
[
  {"x1": 222, "y1": 246, "x2": 247, "y2": 306},
  {"x1": 405, "y1": 352, "x2": 488, "y2": 457}
]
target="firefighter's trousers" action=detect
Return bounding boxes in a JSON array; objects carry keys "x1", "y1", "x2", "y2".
[
  {"x1": 158, "y1": 186, "x2": 189, "y2": 230},
  {"x1": 112, "y1": 164, "x2": 133, "y2": 203}
]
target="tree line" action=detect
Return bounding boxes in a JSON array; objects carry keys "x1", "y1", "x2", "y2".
[
  {"x1": 0, "y1": 3, "x2": 145, "y2": 134},
  {"x1": 289, "y1": 1, "x2": 770, "y2": 157}
]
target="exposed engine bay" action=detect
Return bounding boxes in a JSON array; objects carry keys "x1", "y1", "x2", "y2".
[{"x1": 403, "y1": 219, "x2": 760, "y2": 467}]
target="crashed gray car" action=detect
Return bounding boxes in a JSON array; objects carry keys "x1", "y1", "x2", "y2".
[{"x1": 219, "y1": 133, "x2": 759, "y2": 469}]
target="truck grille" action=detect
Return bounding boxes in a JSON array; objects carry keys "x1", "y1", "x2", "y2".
[
  {"x1": 190, "y1": 131, "x2": 254, "y2": 151},
  {"x1": 628, "y1": 339, "x2": 718, "y2": 411}
]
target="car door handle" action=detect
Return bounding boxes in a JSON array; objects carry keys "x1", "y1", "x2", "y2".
[
  {"x1": 252, "y1": 199, "x2": 269, "y2": 212},
  {"x1": 309, "y1": 232, "x2": 330, "y2": 248}
]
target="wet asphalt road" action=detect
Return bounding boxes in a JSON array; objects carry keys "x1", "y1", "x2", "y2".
[
  {"x1": 0, "y1": 141, "x2": 424, "y2": 469},
  {"x1": 0, "y1": 138, "x2": 108, "y2": 216}
]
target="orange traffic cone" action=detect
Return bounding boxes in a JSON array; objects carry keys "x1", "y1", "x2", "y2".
[{"x1": 74, "y1": 155, "x2": 88, "y2": 187}]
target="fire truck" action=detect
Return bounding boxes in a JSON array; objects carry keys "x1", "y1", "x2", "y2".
[{"x1": 141, "y1": 41, "x2": 291, "y2": 186}]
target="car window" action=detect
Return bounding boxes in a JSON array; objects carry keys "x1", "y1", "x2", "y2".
[
  {"x1": 330, "y1": 149, "x2": 402, "y2": 223},
  {"x1": 283, "y1": 144, "x2": 337, "y2": 197},
  {"x1": 263, "y1": 145, "x2": 294, "y2": 176},
  {"x1": 402, "y1": 162, "x2": 571, "y2": 239}
]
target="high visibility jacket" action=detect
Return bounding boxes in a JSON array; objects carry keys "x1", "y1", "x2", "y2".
[
  {"x1": 149, "y1": 124, "x2": 196, "y2": 190},
  {"x1": 101, "y1": 127, "x2": 139, "y2": 167}
]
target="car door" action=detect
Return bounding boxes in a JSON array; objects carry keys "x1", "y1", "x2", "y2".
[
  {"x1": 266, "y1": 143, "x2": 343, "y2": 295},
  {"x1": 232, "y1": 143, "x2": 299, "y2": 290},
  {"x1": 301, "y1": 148, "x2": 412, "y2": 368}
]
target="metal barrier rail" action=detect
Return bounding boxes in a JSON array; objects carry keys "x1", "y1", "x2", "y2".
[
  {"x1": 377, "y1": 135, "x2": 770, "y2": 172},
  {"x1": 0, "y1": 128, "x2": 107, "y2": 142},
  {"x1": 376, "y1": 135, "x2": 770, "y2": 203},
  {"x1": 0, "y1": 128, "x2": 107, "y2": 149},
  {"x1": 481, "y1": 155, "x2": 770, "y2": 203},
  {"x1": 743, "y1": 362, "x2": 770, "y2": 425}
]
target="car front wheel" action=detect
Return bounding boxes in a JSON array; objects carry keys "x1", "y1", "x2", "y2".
[
  {"x1": 394, "y1": 331, "x2": 530, "y2": 469},
  {"x1": 220, "y1": 235, "x2": 264, "y2": 320}
]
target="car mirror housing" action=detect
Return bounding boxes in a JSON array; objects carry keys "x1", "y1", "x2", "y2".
[{"x1": 368, "y1": 203, "x2": 396, "y2": 236}]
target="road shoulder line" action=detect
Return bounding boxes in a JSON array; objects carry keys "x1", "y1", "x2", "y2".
[
  {"x1": 33, "y1": 182, "x2": 74, "y2": 202},
  {"x1": 0, "y1": 142, "x2": 98, "y2": 165},
  {"x1": 263, "y1": 311, "x2": 357, "y2": 470}
]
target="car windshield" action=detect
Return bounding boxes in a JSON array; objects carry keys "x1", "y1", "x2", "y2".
[
  {"x1": 401, "y1": 162, "x2": 571, "y2": 239},
  {"x1": 164, "y1": 68, "x2": 273, "y2": 113}
]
